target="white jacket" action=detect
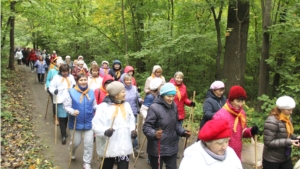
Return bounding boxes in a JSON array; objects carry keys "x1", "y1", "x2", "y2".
[
  {"x1": 92, "y1": 101, "x2": 135, "y2": 157},
  {"x1": 88, "y1": 76, "x2": 103, "y2": 90},
  {"x1": 49, "y1": 74, "x2": 76, "y2": 103},
  {"x1": 15, "y1": 51, "x2": 23, "y2": 59},
  {"x1": 179, "y1": 142, "x2": 243, "y2": 169}
]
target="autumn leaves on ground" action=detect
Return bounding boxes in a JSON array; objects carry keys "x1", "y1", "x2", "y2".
[{"x1": 1, "y1": 65, "x2": 55, "y2": 168}]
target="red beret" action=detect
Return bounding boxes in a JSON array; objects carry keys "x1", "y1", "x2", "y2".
[
  {"x1": 228, "y1": 85, "x2": 247, "y2": 101},
  {"x1": 198, "y1": 119, "x2": 231, "y2": 141}
]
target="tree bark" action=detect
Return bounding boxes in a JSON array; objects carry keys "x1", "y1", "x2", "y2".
[
  {"x1": 121, "y1": 0, "x2": 128, "y2": 64},
  {"x1": 257, "y1": 0, "x2": 271, "y2": 112},
  {"x1": 8, "y1": 1, "x2": 16, "y2": 70},
  {"x1": 222, "y1": 0, "x2": 249, "y2": 90}
]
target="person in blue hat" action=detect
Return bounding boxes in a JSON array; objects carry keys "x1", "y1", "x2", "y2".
[{"x1": 143, "y1": 82, "x2": 191, "y2": 169}]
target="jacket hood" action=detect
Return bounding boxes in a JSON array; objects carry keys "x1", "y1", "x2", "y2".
[
  {"x1": 206, "y1": 89, "x2": 226, "y2": 100},
  {"x1": 102, "y1": 74, "x2": 114, "y2": 88},
  {"x1": 120, "y1": 73, "x2": 132, "y2": 89},
  {"x1": 152, "y1": 95, "x2": 175, "y2": 109},
  {"x1": 112, "y1": 60, "x2": 122, "y2": 70},
  {"x1": 124, "y1": 66, "x2": 134, "y2": 75}
]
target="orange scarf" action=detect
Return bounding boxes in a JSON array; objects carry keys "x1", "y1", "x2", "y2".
[
  {"x1": 175, "y1": 86, "x2": 181, "y2": 101},
  {"x1": 115, "y1": 70, "x2": 121, "y2": 79},
  {"x1": 74, "y1": 85, "x2": 90, "y2": 103},
  {"x1": 89, "y1": 77, "x2": 97, "y2": 85},
  {"x1": 112, "y1": 104, "x2": 126, "y2": 120},
  {"x1": 279, "y1": 113, "x2": 294, "y2": 138},
  {"x1": 104, "y1": 69, "x2": 108, "y2": 75},
  {"x1": 223, "y1": 103, "x2": 246, "y2": 132},
  {"x1": 100, "y1": 86, "x2": 109, "y2": 96},
  {"x1": 79, "y1": 68, "x2": 86, "y2": 74},
  {"x1": 60, "y1": 76, "x2": 71, "y2": 89}
]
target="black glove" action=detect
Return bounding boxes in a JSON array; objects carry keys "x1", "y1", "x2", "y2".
[
  {"x1": 190, "y1": 102, "x2": 196, "y2": 107},
  {"x1": 45, "y1": 67, "x2": 48, "y2": 71},
  {"x1": 47, "y1": 88, "x2": 51, "y2": 94},
  {"x1": 137, "y1": 88, "x2": 141, "y2": 93},
  {"x1": 251, "y1": 126, "x2": 259, "y2": 136},
  {"x1": 131, "y1": 130, "x2": 137, "y2": 139},
  {"x1": 104, "y1": 128, "x2": 115, "y2": 137},
  {"x1": 73, "y1": 85, "x2": 76, "y2": 88},
  {"x1": 54, "y1": 89, "x2": 58, "y2": 95}
]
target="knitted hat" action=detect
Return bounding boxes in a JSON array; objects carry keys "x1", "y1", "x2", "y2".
[
  {"x1": 102, "y1": 61, "x2": 109, "y2": 65},
  {"x1": 113, "y1": 60, "x2": 121, "y2": 65},
  {"x1": 160, "y1": 83, "x2": 176, "y2": 96},
  {"x1": 228, "y1": 85, "x2": 247, "y2": 101},
  {"x1": 199, "y1": 119, "x2": 231, "y2": 141},
  {"x1": 78, "y1": 55, "x2": 83, "y2": 59},
  {"x1": 276, "y1": 96, "x2": 296, "y2": 109},
  {"x1": 152, "y1": 65, "x2": 162, "y2": 73},
  {"x1": 53, "y1": 50, "x2": 56, "y2": 53},
  {"x1": 106, "y1": 81, "x2": 125, "y2": 97},
  {"x1": 210, "y1": 81, "x2": 225, "y2": 90},
  {"x1": 77, "y1": 60, "x2": 84, "y2": 65},
  {"x1": 56, "y1": 59, "x2": 64, "y2": 66},
  {"x1": 150, "y1": 78, "x2": 163, "y2": 90},
  {"x1": 65, "y1": 55, "x2": 71, "y2": 59}
]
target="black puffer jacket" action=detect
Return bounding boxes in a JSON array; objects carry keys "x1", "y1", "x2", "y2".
[
  {"x1": 263, "y1": 115, "x2": 298, "y2": 163},
  {"x1": 143, "y1": 95, "x2": 186, "y2": 157},
  {"x1": 199, "y1": 89, "x2": 226, "y2": 129}
]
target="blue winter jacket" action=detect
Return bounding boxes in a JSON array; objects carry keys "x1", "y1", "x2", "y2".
[
  {"x1": 68, "y1": 88, "x2": 95, "y2": 130},
  {"x1": 34, "y1": 60, "x2": 48, "y2": 74},
  {"x1": 143, "y1": 93, "x2": 155, "y2": 107},
  {"x1": 46, "y1": 68, "x2": 59, "y2": 88}
]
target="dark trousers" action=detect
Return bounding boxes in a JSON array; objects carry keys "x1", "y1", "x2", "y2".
[
  {"x1": 263, "y1": 158, "x2": 293, "y2": 169},
  {"x1": 58, "y1": 117, "x2": 68, "y2": 136},
  {"x1": 100, "y1": 156, "x2": 129, "y2": 169},
  {"x1": 17, "y1": 59, "x2": 22, "y2": 65},
  {"x1": 149, "y1": 154, "x2": 177, "y2": 169},
  {"x1": 37, "y1": 73, "x2": 45, "y2": 83},
  {"x1": 49, "y1": 93, "x2": 56, "y2": 116}
]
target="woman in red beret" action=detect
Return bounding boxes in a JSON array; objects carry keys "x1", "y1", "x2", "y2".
[
  {"x1": 180, "y1": 119, "x2": 242, "y2": 169},
  {"x1": 212, "y1": 85, "x2": 259, "y2": 159}
]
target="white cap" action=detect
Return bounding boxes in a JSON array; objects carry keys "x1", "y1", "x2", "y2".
[
  {"x1": 276, "y1": 96, "x2": 296, "y2": 109},
  {"x1": 77, "y1": 60, "x2": 84, "y2": 65},
  {"x1": 66, "y1": 55, "x2": 71, "y2": 59}
]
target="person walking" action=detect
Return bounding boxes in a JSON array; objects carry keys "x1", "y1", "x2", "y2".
[
  {"x1": 144, "y1": 65, "x2": 166, "y2": 94},
  {"x1": 72, "y1": 60, "x2": 88, "y2": 80},
  {"x1": 88, "y1": 65, "x2": 103, "y2": 90},
  {"x1": 63, "y1": 73, "x2": 95, "y2": 169},
  {"x1": 34, "y1": 55, "x2": 48, "y2": 84},
  {"x1": 108, "y1": 60, "x2": 124, "y2": 81},
  {"x1": 64, "y1": 55, "x2": 73, "y2": 73},
  {"x1": 143, "y1": 83, "x2": 191, "y2": 169},
  {"x1": 27, "y1": 49, "x2": 37, "y2": 73},
  {"x1": 263, "y1": 96, "x2": 300, "y2": 169},
  {"x1": 212, "y1": 85, "x2": 259, "y2": 159},
  {"x1": 92, "y1": 81, "x2": 136, "y2": 169},
  {"x1": 199, "y1": 80, "x2": 226, "y2": 129},
  {"x1": 99, "y1": 60, "x2": 110, "y2": 77},
  {"x1": 50, "y1": 50, "x2": 57, "y2": 63},
  {"x1": 94, "y1": 74, "x2": 114, "y2": 105},
  {"x1": 15, "y1": 48, "x2": 23, "y2": 65},
  {"x1": 124, "y1": 66, "x2": 138, "y2": 87},
  {"x1": 179, "y1": 119, "x2": 243, "y2": 169}
]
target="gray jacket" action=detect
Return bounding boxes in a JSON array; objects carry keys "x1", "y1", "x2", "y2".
[
  {"x1": 263, "y1": 115, "x2": 298, "y2": 163},
  {"x1": 143, "y1": 95, "x2": 186, "y2": 156}
]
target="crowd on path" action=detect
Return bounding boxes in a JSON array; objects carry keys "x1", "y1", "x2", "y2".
[{"x1": 16, "y1": 48, "x2": 300, "y2": 169}]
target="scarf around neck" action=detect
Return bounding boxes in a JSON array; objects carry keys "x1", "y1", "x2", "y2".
[
  {"x1": 202, "y1": 142, "x2": 227, "y2": 161},
  {"x1": 279, "y1": 113, "x2": 294, "y2": 138},
  {"x1": 223, "y1": 102, "x2": 246, "y2": 132},
  {"x1": 60, "y1": 76, "x2": 71, "y2": 89},
  {"x1": 74, "y1": 85, "x2": 90, "y2": 103}
]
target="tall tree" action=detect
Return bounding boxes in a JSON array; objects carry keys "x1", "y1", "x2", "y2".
[
  {"x1": 8, "y1": 1, "x2": 16, "y2": 70},
  {"x1": 222, "y1": 0, "x2": 250, "y2": 89},
  {"x1": 257, "y1": 0, "x2": 271, "y2": 112}
]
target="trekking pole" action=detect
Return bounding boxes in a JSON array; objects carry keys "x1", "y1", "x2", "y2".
[
  {"x1": 183, "y1": 91, "x2": 196, "y2": 150},
  {"x1": 158, "y1": 139, "x2": 161, "y2": 169},
  {"x1": 254, "y1": 135, "x2": 258, "y2": 169},
  {"x1": 132, "y1": 124, "x2": 137, "y2": 159},
  {"x1": 100, "y1": 116, "x2": 116, "y2": 169},
  {"x1": 134, "y1": 136, "x2": 147, "y2": 167},
  {"x1": 44, "y1": 95, "x2": 50, "y2": 119},
  {"x1": 55, "y1": 95, "x2": 58, "y2": 144},
  {"x1": 35, "y1": 71, "x2": 37, "y2": 83},
  {"x1": 68, "y1": 116, "x2": 77, "y2": 169}
]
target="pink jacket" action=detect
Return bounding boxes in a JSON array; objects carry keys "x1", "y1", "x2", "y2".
[{"x1": 212, "y1": 101, "x2": 252, "y2": 159}]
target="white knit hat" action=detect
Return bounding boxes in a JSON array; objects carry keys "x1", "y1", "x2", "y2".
[
  {"x1": 276, "y1": 96, "x2": 296, "y2": 109},
  {"x1": 150, "y1": 78, "x2": 163, "y2": 90},
  {"x1": 56, "y1": 59, "x2": 64, "y2": 66},
  {"x1": 210, "y1": 81, "x2": 225, "y2": 90},
  {"x1": 106, "y1": 81, "x2": 125, "y2": 97},
  {"x1": 152, "y1": 65, "x2": 162, "y2": 73},
  {"x1": 78, "y1": 55, "x2": 83, "y2": 59},
  {"x1": 77, "y1": 60, "x2": 84, "y2": 65},
  {"x1": 65, "y1": 55, "x2": 71, "y2": 59},
  {"x1": 102, "y1": 60, "x2": 109, "y2": 65}
]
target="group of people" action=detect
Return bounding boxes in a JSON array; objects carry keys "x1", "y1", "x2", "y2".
[{"x1": 22, "y1": 50, "x2": 299, "y2": 169}]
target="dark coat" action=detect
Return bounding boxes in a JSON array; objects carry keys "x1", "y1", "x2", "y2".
[
  {"x1": 143, "y1": 95, "x2": 186, "y2": 157},
  {"x1": 199, "y1": 89, "x2": 226, "y2": 129}
]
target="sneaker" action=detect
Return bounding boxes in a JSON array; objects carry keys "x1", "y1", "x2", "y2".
[
  {"x1": 71, "y1": 155, "x2": 76, "y2": 160},
  {"x1": 83, "y1": 163, "x2": 91, "y2": 169}
]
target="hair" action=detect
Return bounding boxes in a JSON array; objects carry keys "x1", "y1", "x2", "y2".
[
  {"x1": 269, "y1": 106, "x2": 281, "y2": 119},
  {"x1": 204, "y1": 138, "x2": 230, "y2": 146},
  {"x1": 76, "y1": 73, "x2": 87, "y2": 82},
  {"x1": 123, "y1": 74, "x2": 132, "y2": 81},
  {"x1": 174, "y1": 71, "x2": 184, "y2": 78},
  {"x1": 90, "y1": 64, "x2": 99, "y2": 73},
  {"x1": 59, "y1": 64, "x2": 69, "y2": 73},
  {"x1": 155, "y1": 68, "x2": 162, "y2": 73}
]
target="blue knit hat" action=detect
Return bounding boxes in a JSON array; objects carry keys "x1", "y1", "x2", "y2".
[{"x1": 160, "y1": 83, "x2": 176, "y2": 96}]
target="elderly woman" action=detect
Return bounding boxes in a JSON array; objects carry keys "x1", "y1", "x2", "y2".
[
  {"x1": 64, "y1": 55, "x2": 73, "y2": 72},
  {"x1": 34, "y1": 55, "x2": 48, "y2": 84},
  {"x1": 144, "y1": 65, "x2": 166, "y2": 94},
  {"x1": 72, "y1": 60, "x2": 88, "y2": 80},
  {"x1": 263, "y1": 96, "x2": 300, "y2": 169},
  {"x1": 92, "y1": 81, "x2": 136, "y2": 169},
  {"x1": 143, "y1": 82, "x2": 191, "y2": 169},
  {"x1": 213, "y1": 85, "x2": 259, "y2": 159},
  {"x1": 179, "y1": 119, "x2": 242, "y2": 169}
]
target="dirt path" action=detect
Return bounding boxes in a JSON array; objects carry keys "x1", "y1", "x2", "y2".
[{"x1": 25, "y1": 65, "x2": 253, "y2": 169}]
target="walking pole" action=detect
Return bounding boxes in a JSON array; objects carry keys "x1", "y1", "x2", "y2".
[
  {"x1": 132, "y1": 124, "x2": 137, "y2": 159},
  {"x1": 100, "y1": 116, "x2": 116, "y2": 169},
  {"x1": 55, "y1": 95, "x2": 58, "y2": 144},
  {"x1": 44, "y1": 95, "x2": 50, "y2": 119},
  {"x1": 68, "y1": 116, "x2": 77, "y2": 169},
  {"x1": 158, "y1": 139, "x2": 161, "y2": 169},
  {"x1": 35, "y1": 71, "x2": 37, "y2": 83},
  {"x1": 183, "y1": 91, "x2": 196, "y2": 150},
  {"x1": 254, "y1": 135, "x2": 258, "y2": 169},
  {"x1": 133, "y1": 136, "x2": 147, "y2": 167}
]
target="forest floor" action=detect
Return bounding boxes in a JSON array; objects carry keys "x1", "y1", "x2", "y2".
[{"x1": 1, "y1": 63, "x2": 255, "y2": 169}]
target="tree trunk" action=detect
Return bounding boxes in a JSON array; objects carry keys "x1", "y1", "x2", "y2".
[
  {"x1": 8, "y1": 1, "x2": 16, "y2": 70},
  {"x1": 121, "y1": 0, "x2": 128, "y2": 64},
  {"x1": 222, "y1": 0, "x2": 249, "y2": 90},
  {"x1": 257, "y1": 0, "x2": 271, "y2": 112}
]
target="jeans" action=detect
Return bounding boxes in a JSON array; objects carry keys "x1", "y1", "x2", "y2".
[
  {"x1": 37, "y1": 73, "x2": 45, "y2": 83},
  {"x1": 29, "y1": 60, "x2": 35, "y2": 71}
]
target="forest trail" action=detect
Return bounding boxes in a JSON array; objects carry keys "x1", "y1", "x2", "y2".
[{"x1": 24, "y1": 65, "x2": 253, "y2": 169}]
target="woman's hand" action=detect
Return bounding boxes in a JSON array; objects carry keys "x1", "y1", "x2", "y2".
[
  {"x1": 73, "y1": 110, "x2": 79, "y2": 116},
  {"x1": 291, "y1": 139, "x2": 300, "y2": 147},
  {"x1": 155, "y1": 129, "x2": 163, "y2": 139},
  {"x1": 184, "y1": 130, "x2": 191, "y2": 138}
]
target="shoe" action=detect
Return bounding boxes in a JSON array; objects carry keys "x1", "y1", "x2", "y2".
[
  {"x1": 31, "y1": 71, "x2": 33, "y2": 73},
  {"x1": 62, "y1": 135, "x2": 66, "y2": 145},
  {"x1": 83, "y1": 163, "x2": 91, "y2": 169},
  {"x1": 147, "y1": 159, "x2": 151, "y2": 165},
  {"x1": 71, "y1": 155, "x2": 76, "y2": 160},
  {"x1": 177, "y1": 154, "x2": 180, "y2": 159}
]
